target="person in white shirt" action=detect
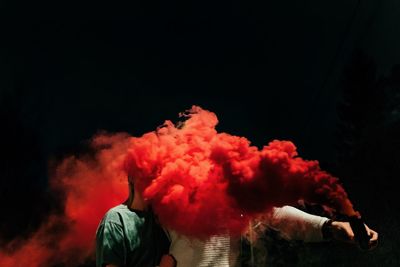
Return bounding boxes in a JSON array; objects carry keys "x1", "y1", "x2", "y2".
[{"x1": 168, "y1": 205, "x2": 378, "y2": 267}]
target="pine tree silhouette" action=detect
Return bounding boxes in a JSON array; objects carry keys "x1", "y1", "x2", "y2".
[{"x1": 335, "y1": 49, "x2": 384, "y2": 198}]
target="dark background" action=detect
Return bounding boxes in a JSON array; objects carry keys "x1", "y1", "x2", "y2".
[{"x1": 1, "y1": 1, "x2": 400, "y2": 266}]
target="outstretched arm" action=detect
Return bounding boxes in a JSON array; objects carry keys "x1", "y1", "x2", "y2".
[
  {"x1": 263, "y1": 205, "x2": 330, "y2": 242},
  {"x1": 263, "y1": 205, "x2": 378, "y2": 249}
]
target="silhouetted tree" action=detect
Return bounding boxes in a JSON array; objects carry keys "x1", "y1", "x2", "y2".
[
  {"x1": 336, "y1": 50, "x2": 385, "y2": 206},
  {"x1": 333, "y1": 50, "x2": 400, "y2": 266}
]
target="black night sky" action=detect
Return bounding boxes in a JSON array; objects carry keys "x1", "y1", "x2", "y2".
[{"x1": 1, "y1": 1, "x2": 400, "y2": 266}]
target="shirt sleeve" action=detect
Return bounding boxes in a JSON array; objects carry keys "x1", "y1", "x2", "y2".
[
  {"x1": 96, "y1": 220, "x2": 127, "y2": 267},
  {"x1": 264, "y1": 206, "x2": 330, "y2": 242}
]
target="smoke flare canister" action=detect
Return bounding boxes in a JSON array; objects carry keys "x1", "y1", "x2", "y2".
[{"x1": 349, "y1": 216, "x2": 370, "y2": 250}]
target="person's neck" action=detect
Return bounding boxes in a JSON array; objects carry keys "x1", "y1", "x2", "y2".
[
  {"x1": 130, "y1": 197, "x2": 148, "y2": 211},
  {"x1": 129, "y1": 189, "x2": 148, "y2": 211}
]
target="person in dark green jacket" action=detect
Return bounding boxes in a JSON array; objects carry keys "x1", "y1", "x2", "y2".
[{"x1": 96, "y1": 178, "x2": 176, "y2": 267}]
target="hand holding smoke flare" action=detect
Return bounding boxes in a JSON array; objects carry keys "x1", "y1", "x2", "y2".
[
  {"x1": 349, "y1": 216, "x2": 372, "y2": 250},
  {"x1": 0, "y1": 106, "x2": 367, "y2": 267}
]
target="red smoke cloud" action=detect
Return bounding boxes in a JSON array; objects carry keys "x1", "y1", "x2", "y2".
[
  {"x1": 0, "y1": 133, "x2": 130, "y2": 267},
  {"x1": 124, "y1": 106, "x2": 358, "y2": 238},
  {"x1": 0, "y1": 106, "x2": 358, "y2": 266}
]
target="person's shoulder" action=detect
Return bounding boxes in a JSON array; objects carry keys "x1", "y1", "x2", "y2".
[
  {"x1": 106, "y1": 203, "x2": 130, "y2": 214},
  {"x1": 102, "y1": 204, "x2": 145, "y2": 225},
  {"x1": 101, "y1": 204, "x2": 131, "y2": 225}
]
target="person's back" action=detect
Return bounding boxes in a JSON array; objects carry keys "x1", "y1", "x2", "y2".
[{"x1": 169, "y1": 232, "x2": 237, "y2": 267}]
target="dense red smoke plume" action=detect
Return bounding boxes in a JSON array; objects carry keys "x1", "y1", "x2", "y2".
[
  {"x1": 124, "y1": 106, "x2": 358, "y2": 238},
  {"x1": 0, "y1": 106, "x2": 358, "y2": 266}
]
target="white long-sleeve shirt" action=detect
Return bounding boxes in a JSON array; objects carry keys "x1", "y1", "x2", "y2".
[{"x1": 169, "y1": 206, "x2": 329, "y2": 267}]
